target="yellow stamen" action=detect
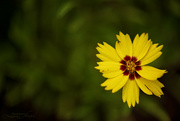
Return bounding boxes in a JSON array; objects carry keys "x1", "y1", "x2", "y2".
[{"x1": 126, "y1": 61, "x2": 136, "y2": 73}]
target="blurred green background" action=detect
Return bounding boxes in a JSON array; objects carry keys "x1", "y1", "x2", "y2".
[{"x1": 0, "y1": 0, "x2": 180, "y2": 121}]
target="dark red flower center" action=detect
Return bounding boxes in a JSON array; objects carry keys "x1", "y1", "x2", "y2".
[{"x1": 120, "y1": 55, "x2": 141, "y2": 80}]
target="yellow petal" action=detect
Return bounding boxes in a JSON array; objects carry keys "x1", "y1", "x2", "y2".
[
  {"x1": 111, "y1": 75, "x2": 128, "y2": 93},
  {"x1": 148, "y1": 80, "x2": 164, "y2": 96},
  {"x1": 116, "y1": 32, "x2": 133, "y2": 58},
  {"x1": 132, "y1": 34, "x2": 140, "y2": 49},
  {"x1": 137, "y1": 66, "x2": 167, "y2": 80},
  {"x1": 96, "y1": 54, "x2": 112, "y2": 62},
  {"x1": 133, "y1": 33, "x2": 151, "y2": 61},
  {"x1": 130, "y1": 82, "x2": 135, "y2": 107},
  {"x1": 153, "y1": 80, "x2": 164, "y2": 88},
  {"x1": 134, "y1": 82, "x2": 140, "y2": 104},
  {"x1": 132, "y1": 81, "x2": 140, "y2": 107},
  {"x1": 115, "y1": 41, "x2": 124, "y2": 60},
  {"x1": 140, "y1": 78, "x2": 164, "y2": 97},
  {"x1": 141, "y1": 52, "x2": 162, "y2": 66},
  {"x1": 141, "y1": 43, "x2": 163, "y2": 65},
  {"x1": 104, "y1": 74, "x2": 124, "y2": 90},
  {"x1": 102, "y1": 70, "x2": 123, "y2": 78},
  {"x1": 95, "y1": 62, "x2": 121, "y2": 72},
  {"x1": 101, "y1": 78, "x2": 112, "y2": 87},
  {"x1": 135, "y1": 77, "x2": 152, "y2": 95},
  {"x1": 125, "y1": 81, "x2": 132, "y2": 108},
  {"x1": 122, "y1": 83, "x2": 127, "y2": 103},
  {"x1": 122, "y1": 80, "x2": 139, "y2": 108},
  {"x1": 96, "y1": 42, "x2": 120, "y2": 62}
]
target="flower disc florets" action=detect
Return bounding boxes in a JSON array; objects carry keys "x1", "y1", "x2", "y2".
[{"x1": 120, "y1": 56, "x2": 141, "y2": 80}]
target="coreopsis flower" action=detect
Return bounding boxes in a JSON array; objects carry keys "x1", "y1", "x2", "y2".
[{"x1": 95, "y1": 32, "x2": 167, "y2": 108}]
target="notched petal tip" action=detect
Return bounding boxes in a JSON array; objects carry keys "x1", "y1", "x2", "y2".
[
  {"x1": 116, "y1": 35, "x2": 121, "y2": 41},
  {"x1": 112, "y1": 90, "x2": 116, "y2": 93},
  {"x1": 157, "y1": 95, "x2": 161, "y2": 98},
  {"x1": 96, "y1": 47, "x2": 100, "y2": 51},
  {"x1": 101, "y1": 82, "x2": 107, "y2": 87},
  {"x1": 161, "y1": 91, "x2": 164, "y2": 95},
  {"x1": 140, "y1": 33, "x2": 145, "y2": 37},
  {"x1": 159, "y1": 44, "x2": 164, "y2": 50},
  {"x1": 132, "y1": 103, "x2": 135, "y2": 107},
  {"x1": 105, "y1": 86, "x2": 112, "y2": 90},
  {"x1": 136, "y1": 100, "x2": 139, "y2": 104},
  {"x1": 97, "y1": 43, "x2": 102, "y2": 46},
  {"x1": 135, "y1": 33, "x2": 140, "y2": 37},
  {"x1": 119, "y1": 31, "x2": 124, "y2": 35},
  {"x1": 127, "y1": 103, "x2": 132, "y2": 108},
  {"x1": 94, "y1": 66, "x2": 100, "y2": 70},
  {"x1": 161, "y1": 69, "x2": 168, "y2": 75},
  {"x1": 117, "y1": 31, "x2": 127, "y2": 39},
  {"x1": 96, "y1": 62, "x2": 100, "y2": 64},
  {"x1": 103, "y1": 42, "x2": 108, "y2": 46},
  {"x1": 95, "y1": 54, "x2": 100, "y2": 58}
]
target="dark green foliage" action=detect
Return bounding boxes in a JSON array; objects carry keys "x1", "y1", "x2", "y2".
[{"x1": 1, "y1": 0, "x2": 180, "y2": 121}]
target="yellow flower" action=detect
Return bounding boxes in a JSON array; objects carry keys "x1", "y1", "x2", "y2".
[{"x1": 95, "y1": 32, "x2": 167, "y2": 108}]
